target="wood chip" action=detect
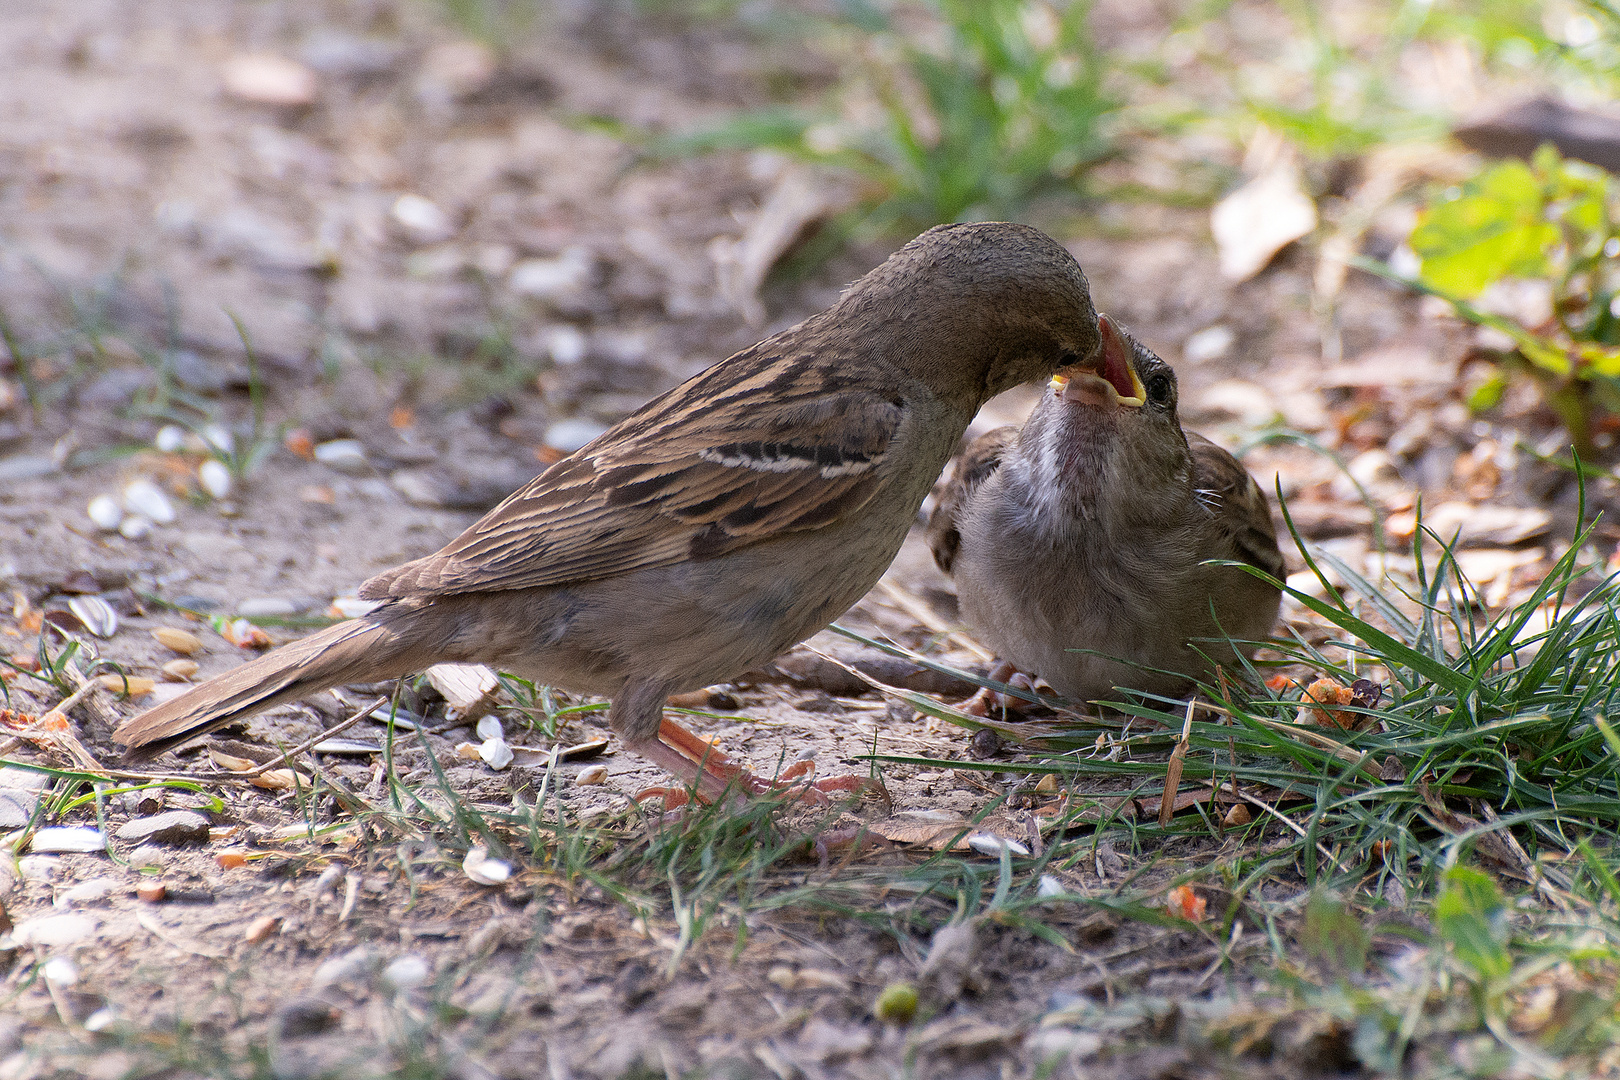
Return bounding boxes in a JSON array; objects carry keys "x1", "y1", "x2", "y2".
[{"x1": 424, "y1": 663, "x2": 498, "y2": 720}]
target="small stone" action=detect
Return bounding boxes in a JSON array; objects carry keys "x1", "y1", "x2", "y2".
[
  {"x1": 86, "y1": 494, "x2": 123, "y2": 531},
  {"x1": 42, "y1": 956, "x2": 79, "y2": 987},
  {"x1": 11, "y1": 913, "x2": 97, "y2": 948},
  {"x1": 312, "y1": 439, "x2": 369, "y2": 474},
  {"x1": 29, "y1": 827, "x2": 107, "y2": 854},
  {"x1": 968, "y1": 728, "x2": 1004, "y2": 758},
  {"x1": 244, "y1": 915, "x2": 282, "y2": 944},
  {"x1": 1183, "y1": 324, "x2": 1235, "y2": 364},
  {"x1": 1037, "y1": 875, "x2": 1065, "y2": 899},
  {"x1": 542, "y1": 417, "x2": 608, "y2": 455},
  {"x1": 115, "y1": 810, "x2": 211, "y2": 846},
  {"x1": 237, "y1": 597, "x2": 298, "y2": 618},
  {"x1": 18, "y1": 855, "x2": 60, "y2": 881},
  {"x1": 546, "y1": 325, "x2": 587, "y2": 365},
  {"x1": 222, "y1": 53, "x2": 318, "y2": 106},
  {"x1": 119, "y1": 515, "x2": 154, "y2": 539},
  {"x1": 152, "y1": 627, "x2": 203, "y2": 655},
  {"x1": 198, "y1": 459, "x2": 233, "y2": 499},
  {"x1": 200, "y1": 424, "x2": 235, "y2": 455},
  {"x1": 122, "y1": 480, "x2": 176, "y2": 525},
  {"x1": 0, "y1": 767, "x2": 43, "y2": 828},
  {"x1": 576, "y1": 765, "x2": 608, "y2": 786},
  {"x1": 162, "y1": 659, "x2": 200, "y2": 681},
  {"x1": 381, "y1": 953, "x2": 431, "y2": 992},
  {"x1": 509, "y1": 248, "x2": 593, "y2": 301},
  {"x1": 56, "y1": 877, "x2": 120, "y2": 908},
  {"x1": 391, "y1": 194, "x2": 455, "y2": 243},
  {"x1": 154, "y1": 425, "x2": 189, "y2": 453}
]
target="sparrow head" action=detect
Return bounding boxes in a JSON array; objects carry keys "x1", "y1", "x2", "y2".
[
  {"x1": 1020, "y1": 314, "x2": 1191, "y2": 520},
  {"x1": 835, "y1": 222, "x2": 1102, "y2": 408}
]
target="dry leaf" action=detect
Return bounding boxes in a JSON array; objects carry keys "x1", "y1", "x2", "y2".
[{"x1": 1211, "y1": 157, "x2": 1318, "y2": 282}]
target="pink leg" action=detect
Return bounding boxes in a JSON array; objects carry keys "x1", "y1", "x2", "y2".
[{"x1": 629, "y1": 717, "x2": 876, "y2": 808}]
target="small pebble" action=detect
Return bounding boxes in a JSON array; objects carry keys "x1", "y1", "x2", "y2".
[
  {"x1": 542, "y1": 418, "x2": 608, "y2": 455},
  {"x1": 576, "y1": 764, "x2": 608, "y2": 786},
  {"x1": 1037, "y1": 875, "x2": 1065, "y2": 899},
  {"x1": 42, "y1": 956, "x2": 79, "y2": 988},
  {"x1": 154, "y1": 425, "x2": 189, "y2": 453},
  {"x1": 119, "y1": 515, "x2": 153, "y2": 540},
  {"x1": 56, "y1": 877, "x2": 121, "y2": 908},
  {"x1": 86, "y1": 494, "x2": 123, "y2": 531},
  {"x1": 969, "y1": 728, "x2": 1004, "y2": 758},
  {"x1": 546, "y1": 325, "x2": 587, "y2": 365},
  {"x1": 10, "y1": 913, "x2": 97, "y2": 948},
  {"x1": 381, "y1": 954, "x2": 431, "y2": 992},
  {"x1": 115, "y1": 810, "x2": 211, "y2": 846},
  {"x1": 391, "y1": 194, "x2": 455, "y2": 242},
  {"x1": 313, "y1": 439, "x2": 369, "y2": 474},
  {"x1": 122, "y1": 480, "x2": 176, "y2": 524},
  {"x1": 18, "y1": 855, "x2": 61, "y2": 880},
  {"x1": 221, "y1": 53, "x2": 318, "y2": 106},
  {"x1": 152, "y1": 627, "x2": 202, "y2": 655},
  {"x1": 198, "y1": 459, "x2": 233, "y2": 499}
]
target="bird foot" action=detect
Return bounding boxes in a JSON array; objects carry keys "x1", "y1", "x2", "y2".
[
  {"x1": 629, "y1": 718, "x2": 879, "y2": 809},
  {"x1": 958, "y1": 664, "x2": 1037, "y2": 717}
]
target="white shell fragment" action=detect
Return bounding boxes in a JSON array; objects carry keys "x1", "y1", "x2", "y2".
[
  {"x1": 462, "y1": 845, "x2": 511, "y2": 886},
  {"x1": 86, "y1": 494, "x2": 123, "y2": 531},
  {"x1": 119, "y1": 515, "x2": 153, "y2": 540},
  {"x1": 966, "y1": 833, "x2": 1031, "y2": 858},
  {"x1": 198, "y1": 459, "x2": 233, "y2": 499},
  {"x1": 122, "y1": 480, "x2": 176, "y2": 525},
  {"x1": 478, "y1": 737, "x2": 513, "y2": 771},
  {"x1": 68, "y1": 596, "x2": 119, "y2": 639},
  {"x1": 29, "y1": 827, "x2": 108, "y2": 854},
  {"x1": 474, "y1": 715, "x2": 504, "y2": 742}
]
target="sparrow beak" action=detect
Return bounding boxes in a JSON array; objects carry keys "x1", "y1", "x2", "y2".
[{"x1": 1049, "y1": 315, "x2": 1145, "y2": 408}]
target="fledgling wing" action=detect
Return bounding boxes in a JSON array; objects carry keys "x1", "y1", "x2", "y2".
[
  {"x1": 1187, "y1": 433, "x2": 1284, "y2": 580},
  {"x1": 926, "y1": 426, "x2": 1019, "y2": 576},
  {"x1": 362, "y1": 338, "x2": 906, "y2": 600}
]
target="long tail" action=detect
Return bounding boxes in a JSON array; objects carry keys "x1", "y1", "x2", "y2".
[{"x1": 114, "y1": 613, "x2": 425, "y2": 762}]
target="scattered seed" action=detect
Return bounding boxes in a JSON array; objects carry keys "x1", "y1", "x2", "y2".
[
  {"x1": 454, "y1": 741, "x2": 481, "y2": 761},
  {"x1": 98, "y1": 674, "x2": 155, "y2": 697},
  {"x1": 576, "y1": 764, "x2": 608, "y2": 786},
  {"x1": 217, "y1": 852, "x2": 249, "y2": 869},
  {"x1": 198, "y1": 459, "x2": 233, "y2": 499},
  {"x1": 152, "y1": 627, "x2": 202, "y2": 654},
  {"x1": 118, "y1": 515, "x2": 153, "y2": 539},
  {"x1": 122, "y1": 480, "x2": 176, "y2": 525},
  {"x1": 244, "y1": 915, "x2": 282, "y2": 944},
  {"x1": 1223, "y1": 804, "x2": 1252, "y2": 827},
  {"x1": 161, "y1": 659, "x2": 200, "y2": 681},
  {"x1": 86, "y1": 494, "x2": 123, "y2": 531},
  {"x1": 68, "y1": 596, "x2": 119, "y2": 638},
  {"x1": 1034, "y1": 773, "x2": 1059, "y2": 794},
  {"x1": 250, "y1": 769, "x2": 301, "y2": 790},
  {"x1": 313, "y1": 439, "x2": 369, "y2": 473}
]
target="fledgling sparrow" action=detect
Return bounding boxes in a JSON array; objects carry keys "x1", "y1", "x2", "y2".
[
  {"x1": 115, "y1": 222, "x2": 1103, "y2": 804},
  {"x1": 928, "y1": 314, "x2": 1282, "y2": 704}
]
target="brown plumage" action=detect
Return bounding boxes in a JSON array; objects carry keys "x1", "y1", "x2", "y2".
[
  {"x1": 115, "y1": 222, "x2": 1102, "y2": 803},
  {"x1": 928, "y1": 314, "x2": 1283, "y2": 702}
]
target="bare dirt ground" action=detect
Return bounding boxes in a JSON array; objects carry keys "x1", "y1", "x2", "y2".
[{"x1": 1, "y1": 2, "x2": 1615, "y2": 1078}]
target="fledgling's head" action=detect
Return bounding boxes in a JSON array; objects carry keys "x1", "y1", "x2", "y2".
[
  {"x1": 834, "y1": 222, "x2": 1102, "y2": 408},
  {"x1": 1016, "y1": 314, "x2": 1192, "y2": 519}
]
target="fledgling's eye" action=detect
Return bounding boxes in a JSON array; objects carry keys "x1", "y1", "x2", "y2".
[{"x1": 1145, "y1": 372, "x2": 1174, "y2": 407}]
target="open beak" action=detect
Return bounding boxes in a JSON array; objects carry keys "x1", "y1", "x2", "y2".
[{"x1": 1049, "y1": 314, "x2": 1145, "y2": 408}]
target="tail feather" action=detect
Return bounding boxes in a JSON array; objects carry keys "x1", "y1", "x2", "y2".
[{"x1": 114, "y1": 617, "x2": 416, "y2": 762}]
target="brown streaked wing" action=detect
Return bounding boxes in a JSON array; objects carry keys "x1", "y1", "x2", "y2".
[
  {"x1": 360, "y1": 346, "x2": 906, "y2": 600},
  {"x1": 1188, "y1": 433, "x2": 1284, "y2": 579},
  {"x1": 927, "y1": 426, "x2": 1018, "y2": 575}
]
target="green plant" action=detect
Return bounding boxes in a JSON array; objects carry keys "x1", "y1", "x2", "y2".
[
  {"x1": 1365, "y1": 145, "x2": 1620, "y2": 453},
  {"x1": 656, "y1": 0, "x2": 1118, "y2": 233}
]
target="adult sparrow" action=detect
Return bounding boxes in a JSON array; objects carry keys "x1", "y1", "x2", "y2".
[
  {"x1": 116, "y1": 222, "x2": 1103, "y2": 803},
  {"x1": 928, "y1": 314, "x2": 1282, "y2": 704}
]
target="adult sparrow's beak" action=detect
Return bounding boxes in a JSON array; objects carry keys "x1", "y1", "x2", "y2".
[{"x1": 1049, "y1": 314, "x2": 1145, "y2": 408}]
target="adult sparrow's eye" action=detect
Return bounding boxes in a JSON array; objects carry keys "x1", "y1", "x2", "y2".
[{"x1": 1145, "y1": 373, "x2": 1173, "y2": 407}]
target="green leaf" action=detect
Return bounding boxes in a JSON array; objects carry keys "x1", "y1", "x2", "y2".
[
  {"x1": 1410, "y1": 159, "x2": 1555, "y2": 298},
  {"x1": 1434, "y1": 865, "x2": 1512, "y2": 983}
]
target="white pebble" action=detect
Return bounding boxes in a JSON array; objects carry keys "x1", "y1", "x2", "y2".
[
  {"x1": 509, "y1": 247, "x2": 592, "y2": 300},
  {"x1": 474, "y1": 715, "x2": 504, "y2": 742},
  {"x1": 462, "y1": 845, "x2": 511, "y2": 886},
  {"x1": 122, "y1": 480, "x2": 176, "y2": 525},
  {"x1": 29, "y1": 827, "x2": 107, "y2": 854},
  {"x1": 391, "y1": 194, "x2": 454, "y2": 241},
  {"x1": 546, "y1": 325, "x2": 587, "y2": 365},
  {"x1": 119, "y1": 515, "x2": 154, "y2": 540},
  {"x1": 84, "y1": 1008, "x2": 118, "y2": 1033},
  {"x1": 198, "y1": 459, "x2": 233, "y2": 499},
  {"x1": 11, "y1": 913, "x2": 97, "y2": 948},
  {"x1": 479, "y1": 737, "x2": 513, "y2": 771},
  {"x1": 154, "y1": 425, "x2": 188, "y2": 453},
  {"x1": 56, "y1": 876, "x2": 121, "y2": 908},
  {"x1": 381, "y1": 953, "x2": 431, "y2": 991},
  {"x1": 86, "y1": 494, "x2": 123, "y2": 531},
  {"x1": 313, "y1": 439, "x2": 369, "y2": 473},
  {"x1": 201, "y1": 423, "x2": 235, "y2": 455},
  {"x1": 42, "y1": 956, "x2": 79, "y2": 987}
]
